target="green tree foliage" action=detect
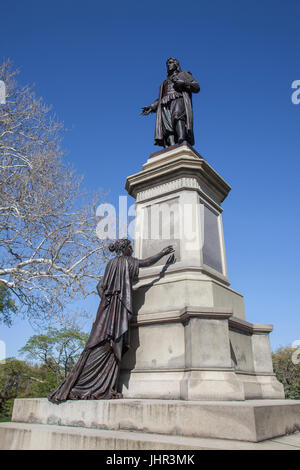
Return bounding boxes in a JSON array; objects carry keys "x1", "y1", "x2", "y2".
[
  {"x1": 0, "y1": 328, "x2": 88, "y2": 420},
  {"x1": 272, "y1": 347, "x2": 300, "y2": 399},
  {"x1": 19, "y1": 327, "x2": 88, "y2": 385},
  {"x1": 0, "y1": 282, "x2": 17, "y2": 326},
  {"x1": 0, "y1": 358, "x2": 43, "y2": 419}
]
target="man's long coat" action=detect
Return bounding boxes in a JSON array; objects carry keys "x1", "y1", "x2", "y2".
[{"x1": 153, "y1": 71, "x2": 200, "y2": 146}]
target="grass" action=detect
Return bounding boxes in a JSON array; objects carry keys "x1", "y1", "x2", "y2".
[{"x1": 0, "y1": 415, "x2": 10, "y2": 422}]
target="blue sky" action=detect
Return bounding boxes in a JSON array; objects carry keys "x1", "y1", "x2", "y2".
[{"x1": 1, "y1": 0, "x2": 300, "y2": 357}]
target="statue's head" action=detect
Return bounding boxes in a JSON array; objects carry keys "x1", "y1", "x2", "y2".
[
  {"x1": 109, "y1": 238, "x2": 133, "y2": 256},
  {"x1": 166, "y1": 57, "x2": 181, "y2": 74}
]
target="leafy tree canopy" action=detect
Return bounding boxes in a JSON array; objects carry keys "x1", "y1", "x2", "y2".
[{"x1": 272, "y1": 347, "x2": 300, "y2": 399}]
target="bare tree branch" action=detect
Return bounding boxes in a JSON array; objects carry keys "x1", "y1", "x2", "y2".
[{"x1": 0, "y1": 60, "x2": 112, "y2": 327}]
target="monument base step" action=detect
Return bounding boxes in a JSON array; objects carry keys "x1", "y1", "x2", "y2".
[
  {"x1": 8, "y1": 398, "x2": 300, "y2": 443},
  {"x1": 0, "y1": 422, "x2": 300, "y2": 450}
]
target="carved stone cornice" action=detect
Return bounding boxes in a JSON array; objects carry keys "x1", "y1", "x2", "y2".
[
  {"x1": 125, "y1": 146, "x2": 231, "y2": 205},
  {"x1": 136, "y1": 176, "x2": 198, "y2": 201}
]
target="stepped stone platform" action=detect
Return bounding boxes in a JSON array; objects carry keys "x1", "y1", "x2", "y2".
[
  {"x1": 1, "y1": 398, "x2": 300, "y2": 450},
  {"x1": 1, "y1": 422, "x2": 300, "y2": 450}
]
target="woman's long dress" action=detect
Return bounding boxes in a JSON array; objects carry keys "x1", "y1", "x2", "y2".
[{"x1": 48, "y1": 255, "x2": 139, "y2": 403}]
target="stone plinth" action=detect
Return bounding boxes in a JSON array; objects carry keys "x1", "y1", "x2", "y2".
[
  {"x1": 120, "y1": 144, "x2": 284, "y2": 400},
  {"x1": 6, "y1": 398, "x2": 300, "y2": 443}
]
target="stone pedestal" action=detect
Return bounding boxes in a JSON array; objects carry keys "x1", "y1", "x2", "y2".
[
  {"x1": 119, "y1": 143, "x2": 284, "y2": 401},
  {"x1": 1, "y1": 144, "x2": 297, "y2": 451},
  {"x1": 3, "y1": 398, "x2": 300, "y2": 446}
]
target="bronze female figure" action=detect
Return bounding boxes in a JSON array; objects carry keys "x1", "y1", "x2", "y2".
[{"x1": 48, "y1": 239, "x2": 174, "y2": 403}]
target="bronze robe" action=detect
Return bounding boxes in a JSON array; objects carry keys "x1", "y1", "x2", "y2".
[
  {"x1": 48, "y1": 255, "x2": 139, "y2": 403},
  {"x1": 153, "y1": 71, "x2": 200, "y2": 147}
]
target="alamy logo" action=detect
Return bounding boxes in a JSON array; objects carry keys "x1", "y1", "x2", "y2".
[
  {"x1": 291, "y1": 340, "x2": 300, "y2": 365},
  {"x1": 0, "y1": 80, "x2": 5, "y2": 104},
  {"x1": 95, "y1": 196, "x2": 205, "y2": 252},
  {"x1": 291, "y1": 80, "x2": 300, "y2": 104}
]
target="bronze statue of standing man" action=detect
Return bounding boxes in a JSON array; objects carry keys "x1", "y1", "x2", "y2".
[{"x1": 142, "y1": 58, "x2": 200, "y2": 148}]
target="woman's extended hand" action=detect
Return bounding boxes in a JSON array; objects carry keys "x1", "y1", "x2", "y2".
[{"x1": 161, "y1": 245, "x2": 175, "y2": 256}]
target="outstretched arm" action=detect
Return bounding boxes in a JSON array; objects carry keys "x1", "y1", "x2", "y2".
[
  {"x1": 138, "y1": 245, "x2": 174, "y2": 268},
  {"x1": 141, "y1": 99, "x2": 159, "y2": 115}
]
